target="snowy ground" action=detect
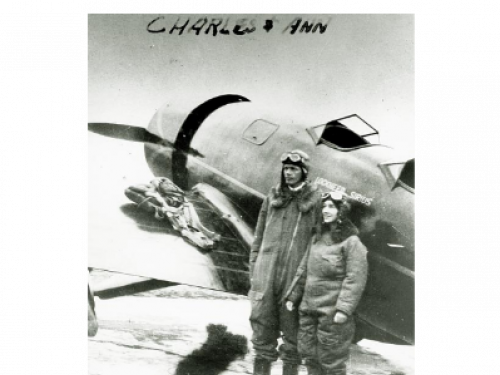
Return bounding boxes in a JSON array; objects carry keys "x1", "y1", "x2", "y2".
[{"x1": 89, "y1": 281, "x2": 413, "y2": 375}]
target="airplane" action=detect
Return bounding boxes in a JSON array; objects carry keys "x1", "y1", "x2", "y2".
[{"x1": 88, "y1": 94, "x2": 414, "y2": 345}]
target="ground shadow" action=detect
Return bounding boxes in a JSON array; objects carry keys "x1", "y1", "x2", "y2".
[{"x1": 174, "y1": 324, "x2": 248, "y2": 375}]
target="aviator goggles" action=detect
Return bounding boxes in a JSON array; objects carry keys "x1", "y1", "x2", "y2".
[
  {"x1": 281, "y1": 152, "x2": 306, "y2": 164},
  {"x1": 321, "y1": 191, "x2": 344, "y2": 201}
]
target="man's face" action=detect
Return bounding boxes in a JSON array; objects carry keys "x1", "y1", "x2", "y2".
[{"x1": 283, "y1": 164, "x2": 303, "y2": 188}]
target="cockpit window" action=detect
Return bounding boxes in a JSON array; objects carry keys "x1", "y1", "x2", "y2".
[
  {"x1": 399, "y1": 159, "x2": 415, "y2": 190},
  {"x1": 307, "y1": 114, "x2": 380, "y2": 150},
  {"x1": 320, "y1": 124, "x2": 369, "y2": 148},
  {"x1": 243, "y1": 119, "x2": 279, "y2": 145},
  {"x1": 380, "y1": 159, "x2": 415, "y2": 192}
]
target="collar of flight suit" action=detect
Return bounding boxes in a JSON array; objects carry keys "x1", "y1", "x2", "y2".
[{"x1": 270, "y1": 181, "x2": 320, "y2": 213}]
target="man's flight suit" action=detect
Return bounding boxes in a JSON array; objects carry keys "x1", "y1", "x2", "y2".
[{"x1": 249, "y1": 181, "x2": 321, "y2": 366}]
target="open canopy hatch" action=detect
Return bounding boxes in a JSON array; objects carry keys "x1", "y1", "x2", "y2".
[{"x1": 307, "y1": 114, "x2": 380, "y2": 150}]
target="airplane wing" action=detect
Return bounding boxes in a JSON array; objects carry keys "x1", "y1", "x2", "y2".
[{"x1": 89, "y1": 132, "x2": 251, "y2": 296}]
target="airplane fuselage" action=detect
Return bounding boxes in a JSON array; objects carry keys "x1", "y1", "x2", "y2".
[{"x1": 143, "y1": 97, "x2": 414, "y2": 344}]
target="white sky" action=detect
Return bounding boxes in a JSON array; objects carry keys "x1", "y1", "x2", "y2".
[{"x1": 89, "y1": 14, "x2": 414, "y2": 155}]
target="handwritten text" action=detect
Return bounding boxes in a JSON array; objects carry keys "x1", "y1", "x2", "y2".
[{"x1": 147, "y1": 16, "x2": 330, "y2": 36}]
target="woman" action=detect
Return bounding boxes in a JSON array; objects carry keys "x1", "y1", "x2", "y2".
[{"x1": 284, "y1": 191, "x2": 368, "y2": 375}]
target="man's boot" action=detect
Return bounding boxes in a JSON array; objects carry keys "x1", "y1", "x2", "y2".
[
  {"x1": 253, "y1": 357, "x2": 272, "y2": 375},
  {"x1": 283, "y1": 363, "x2": 299, "y2": 375}
]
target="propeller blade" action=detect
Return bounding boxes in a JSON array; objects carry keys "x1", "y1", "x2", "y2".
[
  {"x1": 88, "y1": 123, "x2": 204, "y2": 157},
  {"x1": 88, "y1": 123, "x2": 164, "y2": 144}
]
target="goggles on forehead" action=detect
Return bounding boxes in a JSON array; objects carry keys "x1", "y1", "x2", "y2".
[
  {"x1": 281, "y1": 152, "x2": 305, "y2": 164},
  {"x1": 321, "y1": 191, "x2": 344, "y2": 201}
]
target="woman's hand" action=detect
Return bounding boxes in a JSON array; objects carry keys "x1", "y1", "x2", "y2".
[
  {"x1": 333, "y1": 311, "x2": 348, "y2": 324},
  {"x1": 286, "y1": 301, "x2": 294, "y2": 311}
]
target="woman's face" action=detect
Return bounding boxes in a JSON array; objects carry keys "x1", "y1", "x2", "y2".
[{"x1": 322, "y1": 200, "x2": 338, "y2": 223}]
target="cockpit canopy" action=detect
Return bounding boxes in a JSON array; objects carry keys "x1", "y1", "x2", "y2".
[{"x1": 307, "y1": 114, "x2": 380, "y2": 150}]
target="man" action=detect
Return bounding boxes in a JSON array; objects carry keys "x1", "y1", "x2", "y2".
[{"x1": 249, "y1": 150, "x2": 321, "y2": 375}]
